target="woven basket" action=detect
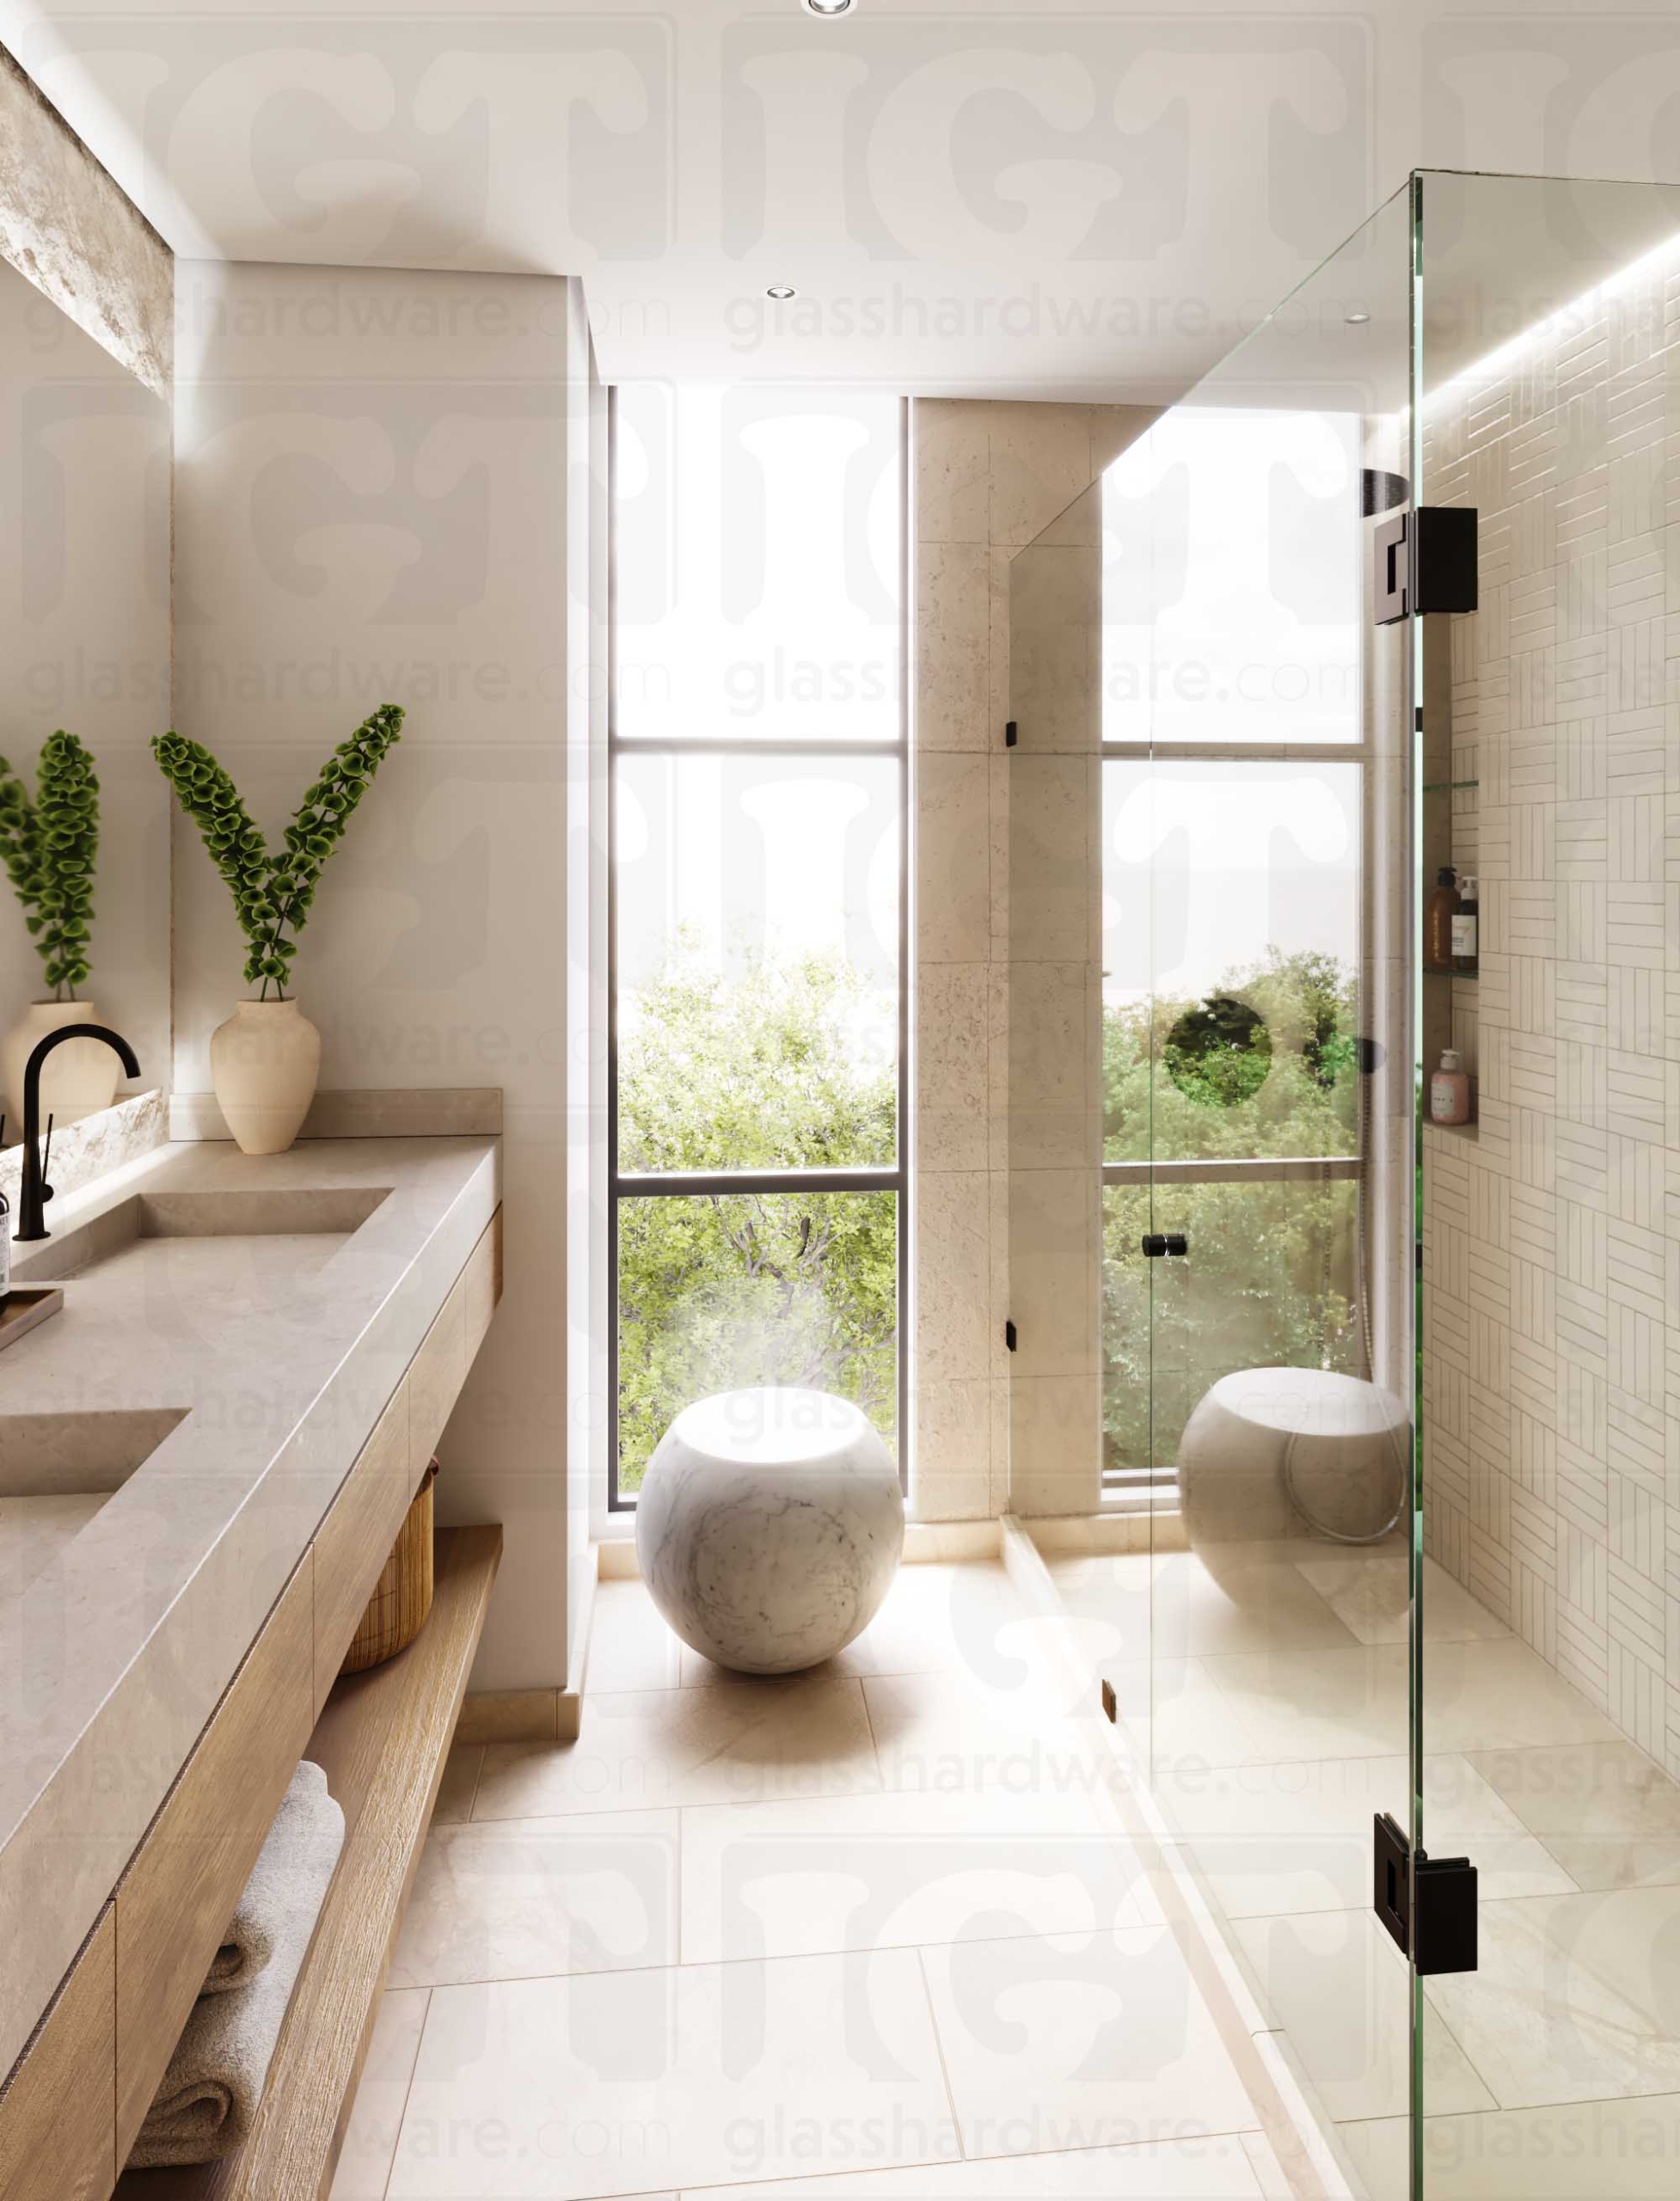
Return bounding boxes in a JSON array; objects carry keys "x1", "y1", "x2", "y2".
[{"x1": 340, "y1": 1461, "x2": 438, "y2": 1675}]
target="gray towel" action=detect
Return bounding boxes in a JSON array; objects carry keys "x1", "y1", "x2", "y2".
[{"x1": 126, "y1": 1760, "x2": 346, "y2": 2168}]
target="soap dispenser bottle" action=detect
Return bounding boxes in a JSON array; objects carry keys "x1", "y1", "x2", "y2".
[{"x1": 1430, "y1": 1048, "x2": 1471, "y2": 1125}]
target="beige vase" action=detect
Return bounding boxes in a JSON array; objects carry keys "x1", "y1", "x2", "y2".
[
  {"x1": 3, "y1": 1000, "x2": 123, "y2": 1137},
  {"x1": 210, "y1": 999, "x2": 321, "y2": 1156}
]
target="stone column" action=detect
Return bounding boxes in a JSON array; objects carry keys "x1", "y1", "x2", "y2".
[{"x1": 911, "y1": 401, "x2": 1152, "y2": 1521}]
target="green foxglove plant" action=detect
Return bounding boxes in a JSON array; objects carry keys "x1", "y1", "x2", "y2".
[
  {"x1": 0, "y1": 730, "x2": 100, "y2": 999},
  {"x1": 152, "y1": 703, "x2": 403, "y2": 1001}
]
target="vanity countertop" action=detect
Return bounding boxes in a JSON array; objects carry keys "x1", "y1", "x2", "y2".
[{"x1": 0, "y1": 1132, "x2": 500, "y2": 2084}]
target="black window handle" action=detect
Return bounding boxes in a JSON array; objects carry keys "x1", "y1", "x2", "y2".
[{"x1": 1141, "y1": 1233, "x2": 1188, "y2": 1258}]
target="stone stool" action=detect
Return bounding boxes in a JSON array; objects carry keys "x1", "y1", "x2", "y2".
[
  {"x1": 1178, "y1": 1365, "x2": 1409, "y2": 1549},
  {"x1": 635, "y1": 1386, "x2": 904, "y2": 1674}
]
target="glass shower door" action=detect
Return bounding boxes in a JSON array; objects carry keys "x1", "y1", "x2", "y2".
[
  {"x1": 1126, "y1": 183, "x2": 1425, "y2": 2177},
  {"x1": 1401, "y1": 166, "x2": 1680, "y2": 2201}
]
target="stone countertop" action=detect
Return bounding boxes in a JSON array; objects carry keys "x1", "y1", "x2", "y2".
[{"x1": 0, "y1": 1132, "x2": 500, "y2": 2084}]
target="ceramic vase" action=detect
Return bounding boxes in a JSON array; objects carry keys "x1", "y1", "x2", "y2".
[
  {"x1": 2, "y1": 1000, "x2": 122, "y2": 1136},
  {"x1": 210, "y1": 999, "x2": 321, "y2": 1156}
]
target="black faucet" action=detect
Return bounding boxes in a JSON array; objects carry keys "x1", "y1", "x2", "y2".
[{"x1": 15, "y1": 1022, "x2": 141, "y2": 1242}]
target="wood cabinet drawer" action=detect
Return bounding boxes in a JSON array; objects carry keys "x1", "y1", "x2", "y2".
[
  {"x1": 113, "y1": 1555, "x2": 316, "y2": 2161},
  {"x1": 408, "y1": 1209, "x2": 501, "y2": 1483},
  {"x1": 313, "y1": 1384, "x2": 414, "y2": 1707},
  {"x1": 408, "y1": 1280, "x2": 466, "y2": 1482},
  {"x1": 0, "y1": 1907, "x2": 115, "y2": 2201},
  {"x1": 462, "y1": 1207, "x2": 502, "y2": 1366}
]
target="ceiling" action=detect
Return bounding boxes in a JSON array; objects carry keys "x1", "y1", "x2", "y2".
[{"x1": 7, "y1": 0, "x2": 1680, "y2": 401}]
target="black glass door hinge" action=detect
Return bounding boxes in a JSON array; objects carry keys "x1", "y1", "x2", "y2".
[
  {"x1": 1140, "y1": 1233, "x2": 1188, "y2": 1258},
  {"x1": 1004, "y1": 1319, "x2": 1017, "y2": 1352},
  {"x1": 1373, "y1": 1812, "x2": 1478, "y2": 1975},
  {"x1": 1004, "y1": 720, "x2": 1019, "y2": 748},
  {"x1": 1373, "y1": 506, "x2": 1479, "y2": 624}
]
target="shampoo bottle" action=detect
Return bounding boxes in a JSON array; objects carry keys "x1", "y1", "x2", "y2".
[
  {"x1": 1430, "y1": 1048, "x2": 1471, "y2": 1125},
  {"x1": 1425, "y1": 867, "x2": 1459, "y2": 971},
  {"x1": 1452, "y1": 875, "x2": 1479, "y2": 972}
]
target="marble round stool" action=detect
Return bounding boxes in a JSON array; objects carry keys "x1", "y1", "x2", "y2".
[
  {"x1": 635, "y1": 1386, "x2": 904, "y2": 1675},
  {"x1": 1178, "y1": 1366, "x2": 1409, "y2": 1551}
]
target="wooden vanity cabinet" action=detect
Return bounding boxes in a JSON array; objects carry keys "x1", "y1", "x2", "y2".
[{"x1": 0, "y1": 1206, "x2": 504, "y2": 2201}]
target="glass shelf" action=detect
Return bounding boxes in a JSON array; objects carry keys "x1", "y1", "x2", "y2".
[
  {"x1": 1423, "y1": 963, "x2": 1476, "y2": 978},
  {"x1": 1421, "y1": 779, "x2": 1479, "y2": 793}
]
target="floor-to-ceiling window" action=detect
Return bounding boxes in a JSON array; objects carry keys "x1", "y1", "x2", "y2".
[{"x1": 609, "y1": 385, "x2": 907, "y2": 1507}]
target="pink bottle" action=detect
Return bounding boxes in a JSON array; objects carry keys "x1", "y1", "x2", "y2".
[{"x1": 1430, "y1": 1047, "x2": 1471, "y2": 1125}]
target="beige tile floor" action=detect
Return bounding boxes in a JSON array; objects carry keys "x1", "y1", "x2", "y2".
[
  {"x1": 1043, "y1": 1537, "x2": 1680, "y2": 2198},
  {"x1": 333, "y1": 1562, "x2": 1273, "y2": 2200}
]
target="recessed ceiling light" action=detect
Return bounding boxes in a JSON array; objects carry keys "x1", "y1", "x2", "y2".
[
  {"x1": 1345, "y1": 310, "x2": 1371, "y2": 325},
  {"x1": 766, "y1": 284, "x2": 797, "y2": 300},
  {"x1": 802, "y1": 0, "x2": 854, "y2": 15}
]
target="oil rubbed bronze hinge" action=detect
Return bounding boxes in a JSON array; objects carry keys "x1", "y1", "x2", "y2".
[{"x1": 1373, "y1": 1812, "x2": 1478, "y2": 1975}]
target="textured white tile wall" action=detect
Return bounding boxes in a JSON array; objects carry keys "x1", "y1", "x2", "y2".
[{"x1": 1422, "y1": 248, "x2": 1680, "y2": 1774}]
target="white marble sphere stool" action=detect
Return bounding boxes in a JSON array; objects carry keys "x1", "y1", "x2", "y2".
[
  {"x1": 1178, "y1": 1366, "x2": 1409, "y2": 1553},
  {"x1": 635, "y1": 1386, "x2": 904, "y2": 1675}
]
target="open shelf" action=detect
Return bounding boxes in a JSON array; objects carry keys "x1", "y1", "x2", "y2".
[{"x1": 117, "y1": 1524, "x2": 502, "y2": 2200}]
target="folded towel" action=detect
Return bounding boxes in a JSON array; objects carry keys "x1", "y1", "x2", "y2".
[{"x1": 126, "y1": 1760, "x2": 346, "y2": 2169}]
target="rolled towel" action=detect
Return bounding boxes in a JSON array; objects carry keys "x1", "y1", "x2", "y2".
[
  {"x1": 126, "y1": 1760, "x2": 346, "y2": 2169},
  {"x1": 199, "y1": 1761, "x2": 331, "y2": 1995}
]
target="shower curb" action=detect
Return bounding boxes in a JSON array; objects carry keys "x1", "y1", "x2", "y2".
[{"x1": 998, "y1": 1514, "x2": 1358, "y2": 2201}]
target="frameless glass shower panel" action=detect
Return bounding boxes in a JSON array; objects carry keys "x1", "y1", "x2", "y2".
[{"x1": 1009, "y1": 180, "x2": 1421, "y2": 2182}]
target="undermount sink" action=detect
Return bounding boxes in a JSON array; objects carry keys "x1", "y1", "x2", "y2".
[
  {"x1": 0, "y1": 1407, "x2": 190, "y2": 1595},
  {"x1": 15, "y1": 1186, "x2": 390, "y2": 1284},
  {"x1": 0, "y1": 1407, "x2": 190, "y2": 1499}
]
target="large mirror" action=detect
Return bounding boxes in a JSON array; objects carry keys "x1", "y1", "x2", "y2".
[{"x1": 0, "y1": 255, "x2": 170, "y2": 1145}]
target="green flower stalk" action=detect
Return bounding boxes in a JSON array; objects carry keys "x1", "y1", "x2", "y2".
[
  {"x1": 0, "y1": 730, "x2": 100, "y2": 999},
  {"x1": 152, "y1": 703, "x2": 404, "y2": 1001}
]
